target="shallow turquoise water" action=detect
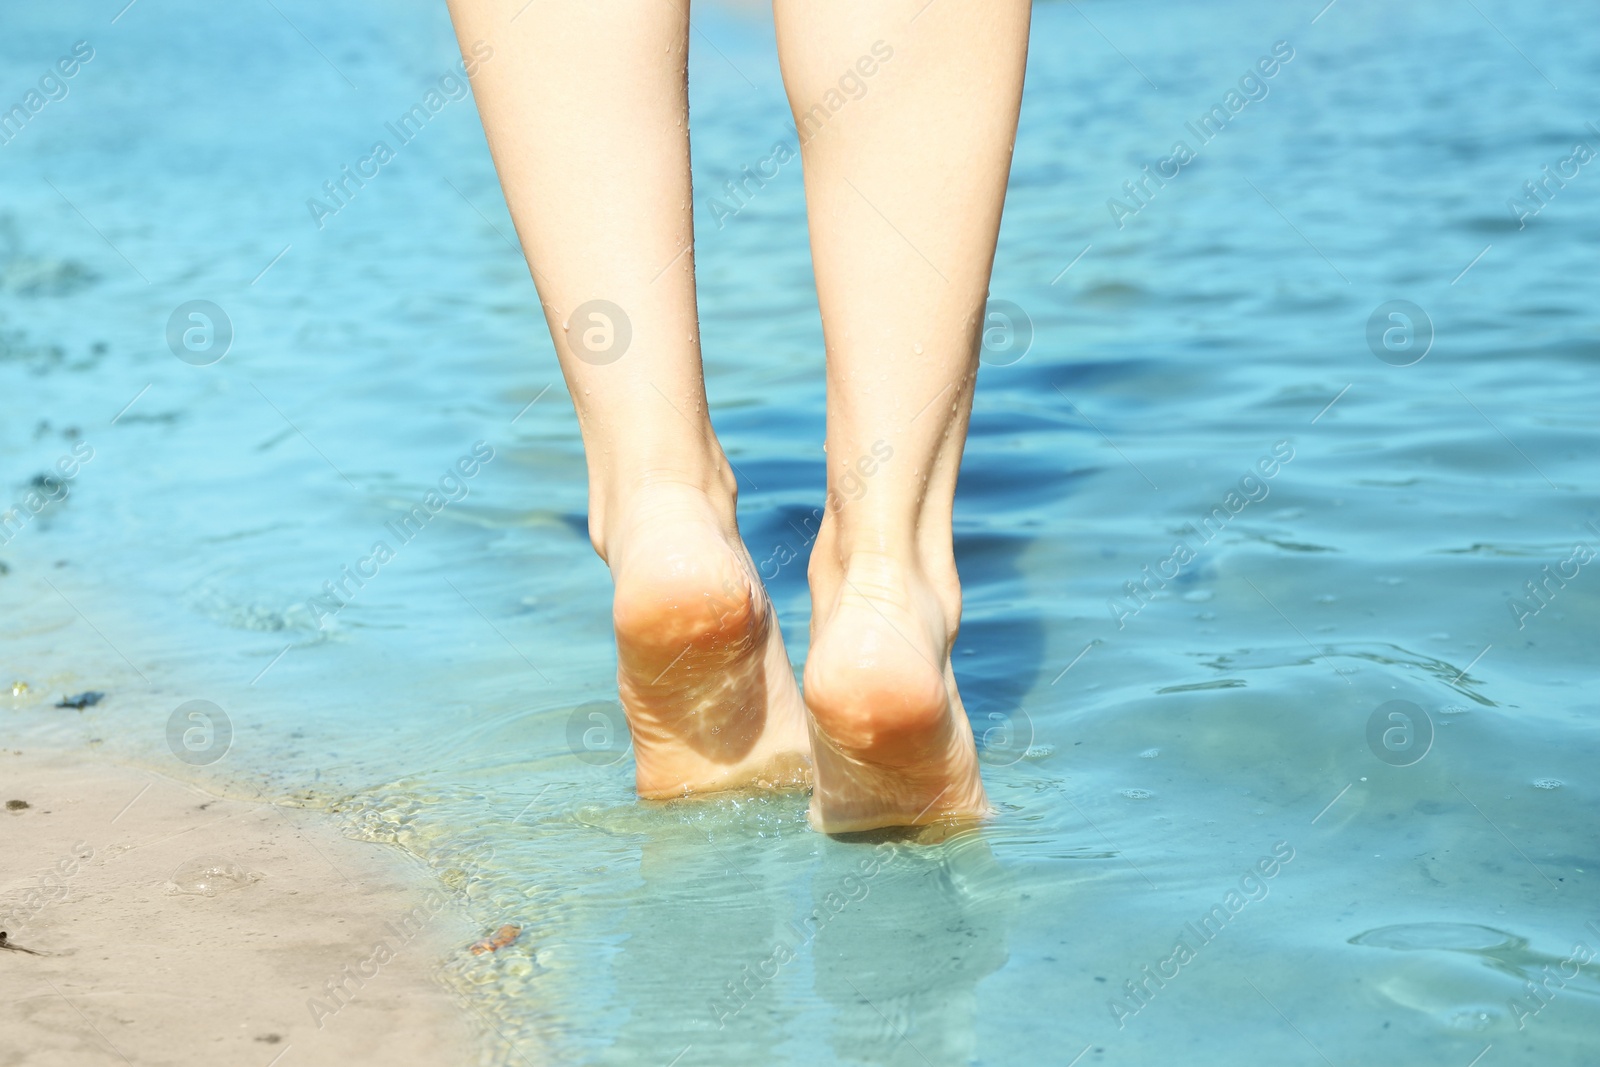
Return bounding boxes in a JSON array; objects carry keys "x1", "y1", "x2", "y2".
[{"x1": 4, "y1": 0, "x2": 1599, "y2": 1063}]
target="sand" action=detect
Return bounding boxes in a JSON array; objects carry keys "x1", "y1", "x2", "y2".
[{"x1": 0, "y1": 748, "x2": 489, "y2": 1066}]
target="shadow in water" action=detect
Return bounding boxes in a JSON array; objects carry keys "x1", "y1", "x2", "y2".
[{"x1": 952, "y1": 401, "x2": 1068, "y2": 756}]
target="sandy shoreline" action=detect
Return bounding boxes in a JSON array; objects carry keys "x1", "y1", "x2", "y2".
[{"x1": 0, "y1": 747, "x2": 491, "y2": 1066}]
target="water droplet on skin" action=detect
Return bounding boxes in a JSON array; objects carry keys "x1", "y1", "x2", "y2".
[
  {"x1": 912, "y1": 342, "x2": 923, "y2": 354},
  {"x1": 170, "y1": 855, "x2": 254, "y2": 896}
]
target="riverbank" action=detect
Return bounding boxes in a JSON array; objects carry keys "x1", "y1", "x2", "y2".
[{"x1": 0, "y1": 747, "x2": 487, "y2": 1066}]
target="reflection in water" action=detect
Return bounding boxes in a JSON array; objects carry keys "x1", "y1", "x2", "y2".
[
  {"x1": 811, "y1": 831, "x2": 1016, "y2": 1067},
  {"x1": 606, "y1": 814, "x2": 796, "y2": 1065},
  {"x1": 595, "y1": 812, "x2": 1018, "y2": 1067}
]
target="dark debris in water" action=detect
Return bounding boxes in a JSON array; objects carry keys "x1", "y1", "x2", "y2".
[
  {"x1": 115, "y1": 410, "x2": 182, "y2": 425},
  {"x1": 0, "y1": 326, "x2": 66, "y2": 370},
  {"x1": 0, "y1": 931, "x2": 44, "y2": 955},
  {"x1": 55, "y1": 691, "x2": 104, "y2": 709},
  {"x1": 469, "y1": 924, "x2": 521, "y2": 955},
  {"x1": 5, "y1": 800, "x2": 28, "y2": 810},
  {"x1": 1156, "y1": 678, "x2": 1247, "y2": 695},
  {"x1": 28, "y1": 472, "x2": 70, "y2": 496},
  {"x1": 32, "y1": 420, "x2": 82, "y2": 441}
]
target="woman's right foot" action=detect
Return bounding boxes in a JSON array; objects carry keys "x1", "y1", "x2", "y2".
[
  {"x1": 802, "y1": 550, "x2": 988, "y2": 834},
  {"x1": 605, "y1": 480, "x2": 811, "y2": 799}
]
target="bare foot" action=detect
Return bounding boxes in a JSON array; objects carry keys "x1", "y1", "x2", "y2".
[
  {"x1": 803, "y1": 550, "x2": 988, "y2": 833},
  {"x1": 606, "y1": 481, "x2": 811, "y2": 798}
]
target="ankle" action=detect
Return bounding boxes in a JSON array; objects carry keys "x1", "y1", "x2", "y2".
[
  {"x1": 589, "y1": 462, "x2": 739, "y2": 562},
  {"x1": 809, "y1": 518, "x2": 961, "y2": 637}
]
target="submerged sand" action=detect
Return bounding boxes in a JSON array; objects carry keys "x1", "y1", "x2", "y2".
[{"x1": 0, "y1": 749, "x2": 488, "y2": 1066}]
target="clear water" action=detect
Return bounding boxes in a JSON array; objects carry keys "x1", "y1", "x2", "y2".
[{"x1": 4, "y1": 1, "x2": 1598, "y2": 1063}]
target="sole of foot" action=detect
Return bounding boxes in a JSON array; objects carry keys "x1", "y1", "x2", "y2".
[
  {"x1": 608, "y1": 482, "x2": 811, "y2": 798},
  {"x1": 803, "y1": 551, "x2": 989, "y2": 834}
]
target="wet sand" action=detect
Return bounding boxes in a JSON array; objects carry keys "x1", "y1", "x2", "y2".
[{"x1": 0, "y1": 749, "x2": 486, "y2": 1066}]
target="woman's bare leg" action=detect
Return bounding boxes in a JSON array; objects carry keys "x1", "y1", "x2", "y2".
[
  {"x1": 446, "y1": 0, "x2": 809, "y2": 796},
  {"x1": 773, "y1": 0, "x2": 1031, "y2": 831}
]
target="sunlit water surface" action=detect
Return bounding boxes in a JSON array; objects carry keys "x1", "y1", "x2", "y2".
[{"x1": 3, "y1": 1, "x2": 1598, "y2": 1063}]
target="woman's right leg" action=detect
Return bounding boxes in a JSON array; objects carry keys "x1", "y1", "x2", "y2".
[{"x1": 445, "y1": 0, "x2": 809, "y2": 796}]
